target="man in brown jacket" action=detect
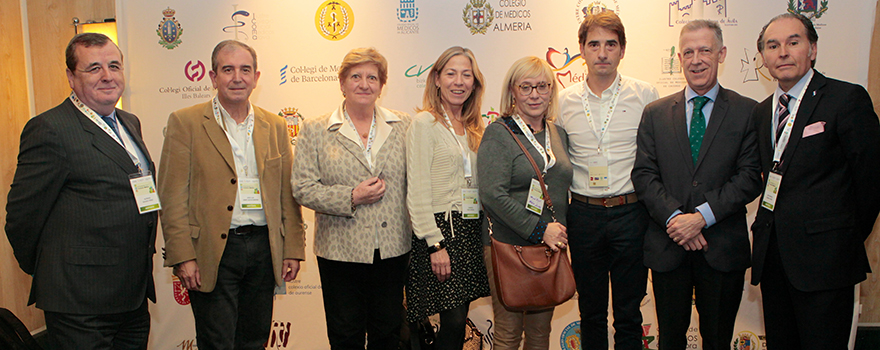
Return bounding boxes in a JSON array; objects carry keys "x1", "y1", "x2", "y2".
[{"x1": 158, "y1": 40, "x2": 305, "y2": 349}]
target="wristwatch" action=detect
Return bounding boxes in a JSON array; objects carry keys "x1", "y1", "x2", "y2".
[{"x1": 426, "y1": 240, "x2": 447, "y2": 254}]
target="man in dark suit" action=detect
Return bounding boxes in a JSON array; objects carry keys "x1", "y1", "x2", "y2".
[
  {"x1": 5, "y1": 33, "x2": 157, "y2": 349},
  {"x1": 633, "y1": 20, "x2": 762, "y2": 350},
  {"x1": 750, "y1": 13, "x2": 880, "y2": 350}
]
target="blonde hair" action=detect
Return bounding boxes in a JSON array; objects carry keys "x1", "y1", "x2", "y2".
[
  {"x1": 418, "y1": 46, "x2": 485, "y2": 152},
  {"x1": 338, "y1": 47, "x2": 388, "y2": 86},
  {"x1": 499, "y1": 56, "x2": 559, "y2": 122}
]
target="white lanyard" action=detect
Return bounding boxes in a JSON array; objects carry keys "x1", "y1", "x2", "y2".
[
  {"x1": 581, "y1": 76, "x2": 623, "y2": 153},
  {"x1": 344, "y1": 109, "x2": 377, "y2": 170},
  {"x1": 512, "y1": 115, "x2": 555, "y2": 174},
  {"x1": 770, "y1": 74, "x2": 812, "y2": 171},
  {"x1": 70, "y1": 93, "x2": 143, "y2": 173},
  {"x1": 442, "y1": 112, "x2": 474, "y2": 183},
  {"x1": 212, "y1": 97, "x2": 255, "y2": 177}
]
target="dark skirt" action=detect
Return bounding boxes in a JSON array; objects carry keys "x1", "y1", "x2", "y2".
[{"x1": 405, "y1": 211, "x2": 490, "y2": 322}]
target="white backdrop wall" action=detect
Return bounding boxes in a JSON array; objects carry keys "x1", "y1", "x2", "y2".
[{"x1": 115, "y1": 0, "x2": 876, "y2": 349}]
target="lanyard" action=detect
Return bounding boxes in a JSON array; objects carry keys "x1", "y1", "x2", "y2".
[
  {"x1": 212, "y1": 97, "x2": 255, "y2": 177},
  {"x1": 511, "y1": 115, "x2": 555, "y2": 174},
  {"x1": 770, "y1": 73, "x2": 813, "y2": 171},
  {"x1": 343, "y1": 108, "x2": 377, "y2": 170},
  {"x1": 70, "y1": 93, "x2": 143, "y2": 173},
  {"x1": 581, "y1": 75, "x2": 623, "y2": 153},
  {"x1": 442, "y1": 112, "x2": 473, "y2": 184}
]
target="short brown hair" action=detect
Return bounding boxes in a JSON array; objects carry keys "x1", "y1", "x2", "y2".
[
  {"x1": 338, "y1": 47, "x2": 388, "y2": 86},
  {"x1": 578, "y1": 11, "x2": 626, "y2": 48},
  {"x1": 65, "y1": 33, "x2": 121, "y2": 72},
  {"x1": 211, "y1": 40, "x2": 258, "y2": 72}
]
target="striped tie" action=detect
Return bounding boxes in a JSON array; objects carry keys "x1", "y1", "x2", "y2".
[{"x1": 775, "y1": 94, "x2": 791, "y2": 141}]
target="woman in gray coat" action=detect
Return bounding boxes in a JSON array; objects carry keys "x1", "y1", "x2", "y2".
[{"x1": 477, "y1": 56, "x2": 573, "y2": 350}]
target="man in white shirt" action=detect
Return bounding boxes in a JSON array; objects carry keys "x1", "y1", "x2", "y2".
[
  {"x1": 557, "y1": 11, "x2": 658, "y2": 350},
  {"x1": 159, "y1": 40, "x2": 306, "y2": 349}
]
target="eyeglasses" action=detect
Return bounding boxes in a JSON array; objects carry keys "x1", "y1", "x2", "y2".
[{"x1": 517, "y1": 82, "x2": 551, "y2": 95}]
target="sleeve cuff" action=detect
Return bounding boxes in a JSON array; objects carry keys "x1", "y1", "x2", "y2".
[{"x1": 696, "y1": 202, "x2": 715, "y2": 228}]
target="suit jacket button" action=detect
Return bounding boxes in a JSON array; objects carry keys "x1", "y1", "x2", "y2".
[
  {"x1": 692, "y1": 181, "x2": 699, "y2": 187},
  {"x1": 227, "y1": 205, "x2": 234, "y2": 211},
  {"x1": 221, "y1": 233, "x2": 228, "y2": 239},
  {"x1": 231, "y1": 178, "x2": 237, "y2": 184},
  {"x1": 381, "y1": 222, "x2": 387, "y2": 228}
]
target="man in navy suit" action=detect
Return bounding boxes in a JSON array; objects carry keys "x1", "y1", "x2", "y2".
[
  {"x1": 751, "y1": 13, "x2": 880, "y2": 350},
  {"x1": 5, "y1": 33, "x2": 157, "y2": 349},
  {"x1": 633, "y1": 20, "x2": 761, "y2": 350}
]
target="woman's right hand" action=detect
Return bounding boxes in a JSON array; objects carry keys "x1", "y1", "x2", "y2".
[
  {"x1": 543, "y1": 222, "x2": 568, "y2": 252},
  {"x1": 430, "y1": 248, "x2": 452, "y2": 282},
  {"x1": 351, "y1": 177, "x2": 386, "y2": 206}
]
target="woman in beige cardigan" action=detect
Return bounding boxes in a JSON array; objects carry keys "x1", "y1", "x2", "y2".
[
  {"x1": 404, "y1": 46, "x2": 490, "y2": 350},
  {"x1": 291, "y1": 47, "x2": 412, "y2": 349}
]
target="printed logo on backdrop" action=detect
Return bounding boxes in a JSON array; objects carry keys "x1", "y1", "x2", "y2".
[
  {"x1": 316, "y1": 0, "x2": 354, "y2": 41},
  {"x1": 185, "y1": 60, "x2": 206, "y2": 82},
  {"x1": 222, "y1": 5, "x2": 269, "y2": 41},
  {"x1": 493, "y1": 0, "x2": 532, "y2": 32},
  {"x1": 546, "y1": 47, "x2": 584, "y2": 89},
  {"x1": 575, "y1": 0, "x2": 619, "y2": 24},
  {"x1": 175, "y1": 339, "x2": 197, "y2": 350},
  {"x1": 279, "y1": 108, "x2": 304, "y2": 146},
  {"x1": 397, "y1": 0, "x2": 419, "y2": 34},
  {"x1": 285, "y1": 279, "x2": 323, "y2": 295},
  {"x1": 732, "y1": 331, "x2": 763, "y2": 350},
  {"x1": 739, "y1": 48, "x2": 773, "y2": 83},
  {"x1": 642, "y1": 324, "x2": 657, "y2": 349},
  {"x1": 157, "y1": 7, "x2": 183, "y2": 50},
  {"x1": 482, "y1": 107, "x2": 501, "y2": 123},
  {"x1": 404, "y1": 62, "x2": 433, "y2": 89},
  {"x1": 171, "y1": 275, "x2": 190, "y2": 305},
  {"x1": 668, "y1": 0, "x2": 739, "y2": 27},
  {"x1": 462, "y1": 0, "x2": 494, "y2": 35},
  {"x1": 264, "y1": 320, "x2": 293, "y2": 349},
  {"x1": 655, "y1": 46, "x2": 686, "y2": 89},
  {"x1": 279, "y1": 64, "x2": 339, "y2": 85},
  {"x1": 559, "y1": 321, "x2": 581, "y2": 350},
  {"x1": 789, "y1": 0, "x2": 828, "y2": 20}
]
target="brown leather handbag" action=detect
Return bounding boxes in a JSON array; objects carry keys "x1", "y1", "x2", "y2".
[{"x1": 489, "y1": 121, "x2": 576, "y2": 311}]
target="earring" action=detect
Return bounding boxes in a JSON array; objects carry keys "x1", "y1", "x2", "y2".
[{"x1": 342, "y1": 92, "x2": 346, "y2": 98}]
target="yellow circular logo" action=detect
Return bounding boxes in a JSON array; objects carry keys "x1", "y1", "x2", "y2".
[{"x1": 315, "y1": 0, "x2": 354, "y2": 41}]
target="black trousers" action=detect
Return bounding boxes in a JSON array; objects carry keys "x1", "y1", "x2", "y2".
[
  {"x1": 652, "y1": 251, "x2": 745, "y2": 350},
  {"x1": 189, "y1": 228, "x2": 275, "y2": 350},
  {"x1": 760, "y1": 231, "x2": 854, "y2": 350},
  {"x1": 567, "y1": 200, "x2": 649, "y2": 350},
  {"x1": 318, "y1": 250, "x2": 409, "y2": 350},
  {"x1": 44, "y1": 299, "x2": 150, "y2": 350}
]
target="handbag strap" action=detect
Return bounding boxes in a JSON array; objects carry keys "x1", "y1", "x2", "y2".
[{"x1": 500, "y1": 121, "x2": 555, "y2": 220}]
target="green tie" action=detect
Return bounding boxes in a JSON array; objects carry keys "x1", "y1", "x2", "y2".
[{"x1": 689, "y1": 96, "x2": 710, "y2": 165}]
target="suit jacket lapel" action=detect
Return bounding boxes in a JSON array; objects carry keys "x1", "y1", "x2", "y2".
[
  {"x1": 696, "y1": 88, "x2": 729, "y2": 171},
  {"x1": 671, "y1": 91, "x2": 695, "y2": 174},
  {"x1": 334, "y1": 127, "x2": 372, "y2": 172},
  {"x1": 201, "y1": 104, "x2": 236, "y2": 172},
  {"x1": 252, "y1": 110, "x2": 270, "y2": 179},
  {"x1": 779, "y1": 71, "x2": 826, "y2": 173},
  {"x1": 73, "y1": 104, "x2": 139, "y2": 174}
]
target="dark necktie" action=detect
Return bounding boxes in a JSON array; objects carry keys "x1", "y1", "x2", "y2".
[
  {"x1": 689, "y1": 96, "x2": 710, "y2": 165},
  {"x1": 102, "y1": 115, "x2": 121, "y2": 140},
  {"x1": 775, "y1": 94, "x2": 791, "y2": 141}
]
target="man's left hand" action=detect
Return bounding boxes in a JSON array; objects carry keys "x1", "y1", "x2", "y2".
[{"x1": 667, "y1": 212, "x2": 706, "y2": 246}]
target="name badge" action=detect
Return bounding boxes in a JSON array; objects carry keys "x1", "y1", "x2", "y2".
[
  {"x1": 588, "y1": 155, "x2": 609, "y2": 188},
  {"x1": 129, "y1": 172, "x2": 161, "y2": 214},
  {"x1": 526, "y1": 178, "x2": 544, "y2": 215},
  {"x1": 760, "y1": 172, "x2": 782, "y2": 211},
  {"x1": 461, "y1": 188, "x2": 480, "y2": 219},
  {"x1": 238, "y1": 178, "x2": 263, "y2": 210}
]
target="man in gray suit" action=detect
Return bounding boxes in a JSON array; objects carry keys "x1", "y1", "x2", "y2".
[
  {"x1": 5, "y1": 33, "x2": 157, "y2": 349},
  {"x1": 632, "y1": 20, "x2": 762, "y2": 350}
]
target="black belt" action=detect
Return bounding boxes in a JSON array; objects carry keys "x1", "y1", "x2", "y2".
[{"x1": 229, "y1": 225, "x2": 268, "y2": 235}]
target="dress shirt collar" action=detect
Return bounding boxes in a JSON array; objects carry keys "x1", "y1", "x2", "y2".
[{"x1": 685, "y1": 82, "x2": 720, "y2": 102}]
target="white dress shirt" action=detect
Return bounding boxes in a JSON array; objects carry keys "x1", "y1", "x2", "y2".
[
  {"x1": 218, "y1": 102, "x2": 268, "y2": 229},
  {"x1": 558, "y1": 73, "x2": 659, "y2": 197}
]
